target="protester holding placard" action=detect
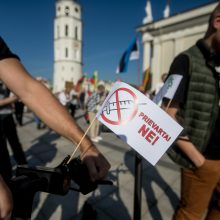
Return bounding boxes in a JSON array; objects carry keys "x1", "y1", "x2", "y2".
[
  {"x1": 0, "y1": 36, "x2": 110, "y2": 219},
  {"x1": 163, "y1": 3, "x2": 220, "y2": 219}
]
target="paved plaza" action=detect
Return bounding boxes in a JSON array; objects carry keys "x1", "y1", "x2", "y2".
[{"x1": 12, "y1": 110, "x2": 181, "y2": 220}]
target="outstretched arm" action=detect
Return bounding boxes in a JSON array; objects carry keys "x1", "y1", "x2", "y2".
[
  {"x1": 0, "y1": 95, "x2": 17, "y2": 106},
  {"x1": 0, "y1": 58, "x2": 110, "y2": 180}
]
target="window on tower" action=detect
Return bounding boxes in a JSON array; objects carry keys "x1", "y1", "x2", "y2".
[
  {"x1": 65, "y1": 48, "x2": 69, "y2": 58},
  {"x1": 57, "y1": 25, "x2": 60, "y2": 38},
  {"x1": 65, "y1": 6, "x2": 70, "y2": 16},
  {"x1": 65, "y1": 25, "x2": 69, "y2": 37},
  {"x1": 74, "y1": 50, "x2": 77, "y2": 59},
  {"x1": 75, "y1": 26, "x2": 78, "y2": 40}
]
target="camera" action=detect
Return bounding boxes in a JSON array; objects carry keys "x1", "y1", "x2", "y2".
[
  {"x1": 10, "y1": 156, "x2": 112, "y2": 219},
  {"x1": 15, "y1": 156, "x2": 112, "y2": 195}
]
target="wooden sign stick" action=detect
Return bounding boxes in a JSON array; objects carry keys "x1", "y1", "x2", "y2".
[
  {"x1": 67, "y1": 116, "x2": 97, "y2": 164},
  {"x1": 165, "y1": 99, "x2": 173, "y2": 112}
]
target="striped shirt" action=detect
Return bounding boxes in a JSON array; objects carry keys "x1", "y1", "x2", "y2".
[{"x1": 86, "y1": 92, "x2": 100, "y2": 112}]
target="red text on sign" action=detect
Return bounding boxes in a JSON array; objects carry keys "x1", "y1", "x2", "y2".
[
  {"x1": 138, "y1": 124, "x2": 160, "y2": 146},
  {"x1": 138, "y1": 112, "x2": 171, "y2": 142}
]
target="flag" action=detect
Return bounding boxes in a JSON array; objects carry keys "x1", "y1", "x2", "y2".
[
  {"x1": 96, "y1": 81, "x2": 183, "y2": 165},
  {"x1": 153, "y1": 74, "x2": 183, "y2": 105},
  {"x1": 139, "y1": 67, "x2": 151, "y2": 92},
  {"x1": 116, "y1": 38, "x2": 140, "y2": 74},
  {"x1": 77, "y1": 76, "x2": 85, "y2": 84},
  {"x1": 75, "y1": 76, "x2": 85, "y2": 92},
  {"x1": 90, "y1": 70, "x2": 98, "y2": 88}
]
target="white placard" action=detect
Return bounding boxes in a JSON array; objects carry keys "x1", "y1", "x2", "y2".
[
  {"x1": 153, "y1": 74, "x2": 183, "y2": 104},
  {"x1": 96, "y1": 82, "x2": 183, "y2": 165}
]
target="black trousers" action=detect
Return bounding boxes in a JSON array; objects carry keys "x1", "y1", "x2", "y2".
[
  {"x1": 0, "y1": 114, "x2": 27, "y2": 182},
  {"x1": 14, "y1": 101, "x2": 24, "y2": 126},
  {"x1": 0, "y1": 117, "x2": 11, "y2": 182},
  {"x1": 2, "y1": 114, "x2": 27, "y2": 165}
]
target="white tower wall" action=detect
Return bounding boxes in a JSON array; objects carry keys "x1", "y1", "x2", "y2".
[{"x1": 53, "y1": 0, "x2": 82, "y2": 92}]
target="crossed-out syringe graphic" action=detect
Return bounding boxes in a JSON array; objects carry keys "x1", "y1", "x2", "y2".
[{"x1": 102, "y1": 99, "x2": 135, "y2": 115}]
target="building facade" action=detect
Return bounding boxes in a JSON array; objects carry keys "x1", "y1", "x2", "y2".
[
  {"x1": 137, "y1": 2, "x2": 218, "y2": 90},
  {"x1": 53, "y1": 0, "x2": 83, "y2": 92}
]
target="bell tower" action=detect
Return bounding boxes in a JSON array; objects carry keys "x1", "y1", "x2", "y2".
[{"x1": 53, "y1": 0, "x2": 83, "y2": 92}]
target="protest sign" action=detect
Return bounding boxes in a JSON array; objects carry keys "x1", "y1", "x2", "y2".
[
  {"x1": 153, "y1": 74, "x2": 183, "y2": 105},
  {"x1": 97, "y1": 82, "x2": 183, "y2": 165}
]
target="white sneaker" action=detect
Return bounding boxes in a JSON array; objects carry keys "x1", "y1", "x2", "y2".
[
  {"x1": 91, "y1": 137, "x2": 99, "y2": 143},
  {"x1": 96, "y1": 136, "x2": 103, "y2": 141}
]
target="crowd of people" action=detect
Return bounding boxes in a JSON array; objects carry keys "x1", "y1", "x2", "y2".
[
  {"x1": 55, "y1": 80, "x2": 109, "y2": 143},
  {"x1": 0, "y1": 2, "x2": 220, "y2": 220}
]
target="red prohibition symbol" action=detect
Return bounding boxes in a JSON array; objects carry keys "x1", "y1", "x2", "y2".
[{"x1": 101, "y1": 87, "x2": 138, "y2": 125}]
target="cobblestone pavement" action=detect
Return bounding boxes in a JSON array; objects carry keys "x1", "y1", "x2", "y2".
[{"x1": 12, "y1": 110, "x2": 181, "y2": 220}]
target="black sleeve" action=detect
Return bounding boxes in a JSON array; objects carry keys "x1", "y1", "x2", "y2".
[
  {"x1": 0, "y1": 37, "x2": 19, "y2": 61},
  {"x1": 166, "y1": 54, "x2": 190, "y2": 103}
]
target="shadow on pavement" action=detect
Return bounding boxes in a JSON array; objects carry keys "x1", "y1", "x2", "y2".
[
  {"x1": 24, "y1": 129, "x2": 81, "y2": 219},
  {"x1": 124, "y1": 150, "x2": 179, "y2": 220},
  {"x1": 78, "y1": 165, "x2": 131, "y2": 220}
]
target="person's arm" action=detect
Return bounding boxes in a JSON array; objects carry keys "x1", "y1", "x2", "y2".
[
  {"x1": 162, "y1": 54, "x2": 205, "y2": 168},
  {"x1": 0, "y1": 95, "x2": 17, "y2": 106},
  {"x1": 0, "y1": 175, "x2": 13, "y2": 219},
  {"x1": 162, "y1": 102, "x2": 205, "y2": 168},
  {"x1": 0, "y1": 58, "x2": 110, "y2": 180}
]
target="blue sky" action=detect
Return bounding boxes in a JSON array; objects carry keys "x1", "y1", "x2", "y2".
[{"x1": 0, "y1": 0, "x2": 217, "y2": 85}]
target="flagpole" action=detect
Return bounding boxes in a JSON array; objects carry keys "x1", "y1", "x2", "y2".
[
  {"x1": 133, "y1": 153, "x2": 142, "y2": 220},
  {"x1": 165, "y1": 99, "x2": 172, "y2": 112},
  {"x1": 133, "y1": 35, "x2": 143, "y2": 220},
  {"x1": 137, "y1": 36, "x2": 141, "y2": 87},
  {"x1": 137, "y1": 55, "x2": 141, "y2": 87},
  {"x1": 67, "y1": 116, "x2": 97, "y2": 164}
]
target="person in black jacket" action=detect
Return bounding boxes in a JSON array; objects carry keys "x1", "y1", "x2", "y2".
[
  {"x1": 163, "y1": 3, "x2": 220, "y2": 220},
  {"x1": 0, "y1": 37, "x2": 110, "y2": 219}
]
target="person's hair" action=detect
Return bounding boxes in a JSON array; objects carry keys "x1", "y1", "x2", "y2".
[
  {"x1": 205, "y1": 3, "x2": 220, "y2": 38},
  {"x1": 97, "y1": 84, "x2": 105, "y2": 92},
  {"x1": 161, "y1": 73, "x2": 168, "y2": 82}
]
